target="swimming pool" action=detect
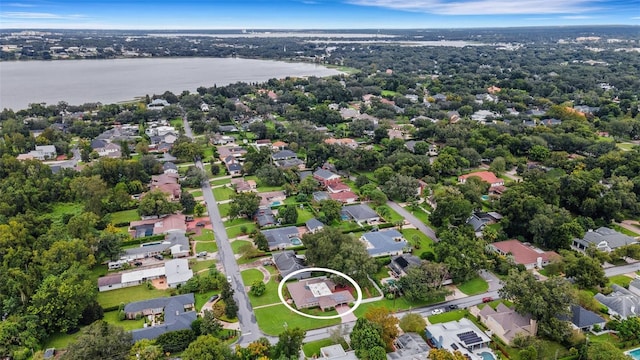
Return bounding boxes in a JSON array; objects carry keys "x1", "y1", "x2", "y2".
[
  {"x1": 481, "y1": 195, "x2": 490, "y2": 201},
  {"x1": 290, "y1": 237, "x2": 302, "y2": 245},
  {"x1": 271, "y1": 201, "x2": 281, "y2": 207},
  {"x1": 479, "y1": 352, "x2": 496, "y2": 360},
  {"x1": 626, "y1": 347, "x2": 640, "y2": 360}
]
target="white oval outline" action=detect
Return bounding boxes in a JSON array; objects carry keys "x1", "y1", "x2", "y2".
[{"x1": 277, "y1": 267, "x2": 363, "y2": 320}]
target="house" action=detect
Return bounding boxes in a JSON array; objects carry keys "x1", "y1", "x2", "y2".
[
  {"x1": 275, "y1": 158, "x2": 305, "y2": 170},
  {"x1": 272, "y1": 141, "x2": 287, "y2": 151},
  {"x1": 447, "y1": 111, "x2": 461, "y2": 123},
  {"x1": 474, "y1": 303, "x2": 537, "y2": 344},
  {"x1": 313, "y1": 169, "x2": 342, "y2": 187},
  {"x1": 629, "y1": 278, "x2": 640, "y2": 297},
  {"x1": 147, "y1": 98, "x2": 170, "y2": 110},
  {"x1": 389, "y1": 254, "x2": 422, "y2": 277},
  {"x1": 218, "y1": 146, "x2": 247, "y2": 160},
  {"x1": 122, "y1": 230, "x2": 190, "y2": 260},
  {"x1": 35, "y1": 145, "x2": 57, "y2": 159},
  {"x1": 230, "y1": 178, "x2": 257, "y2": 192},
  {"x1": 318, "y1": 344, "x2": 357, "y2": 360},
  {"x1": 594, "y1": 284, "x2": 640, "y2": 319},
  {"x1": 261, "y1": 226, "x2": 301, "y2": 250},
  {"x1": 212, "y1": 134, "x2": 235, "y2": 145},
  {"x1": 313, "y1": 191, "x2": 331, "y2": 202},
  {"x1": 324, "y1": 138, "x2": 358, "y2": 149},
  {"x1": 426, "y1": 318, "x2": 493, "y2": 360},
  {"x1": 488, "y1": 240, "x2": 559, "y2": 270},
  {"x1": 305, "y1": 218, "x2": 324, "y2": 233},
  {"x1": 572, "y1": 227, "x2": 638, "y2": 253},
  {"x1": 298, "y1": 170, "x2": 313, "y2": 181},
  {"x1": 329, "y1": 191, "x2": 358, "y2": 204},
  {"x1": 273, "y1": 250, "x2": 309, "y2": 280},
  {"x1": 286, "y1": 277, "x2": 354, "y2": 311},
  {"x1": 272, "y1": 150, "x2": 298, "y2": 161},
  {"x1": 254, "y1": 139, "x2": 271, "y2": 149},
  {"x1": 225, "y1": 158, "x2": 243, "y2": 177},
  {"x1": 98, "y1": 259, "x2": 193, "y2": 292},
  {"x1": 342, "y1": 204, "x2": 379, "y2": 224},
  {"x1": 200, "y1": 103, "x2": 209, "y2": 112},
  {"x1": 162, "y1": 162, "x2": 178, "y2": 174},
  {"x1": 540, "y1": 118, "x2": 562, "y2": 126},
  {"x1": 219, "y1": 125, "x2": 239, "y2": 133},
  {"x1": 164, "y1": 257, "x2": 193, "y2": 287},
  {"x1": 566, "y1": 305, "x2": 605, "y2": 332},
  {"x1": 466, "y1": 211, "x2": 503, "y2": 236},
  {"x1": 258, "y1": 191, "x2": 286, "y2": 208},
  {"x1": 360, "y1": 229, "x2": 408, "y2": 258},
  {"x1": 255, "y1": 208, "x2": 276, "y2": 227},
  {"x1": 387, "y1": 332, "x2": 431, "y2": 360},
  {"x1": 458, "y1": 171, "x2": 504, "y2": 188},
  {"x1": 487, "y1": 86, "x2": 501, "y2": 94},
  {"x1": 125, "y1": 293, "x2": 196, "y2": 341},
  {"x1": 128, "y1": 214, "x2": 187, "y2": 238},
  {"x1": 43, "y1": 348, "x2": 56, "y2": 359}
]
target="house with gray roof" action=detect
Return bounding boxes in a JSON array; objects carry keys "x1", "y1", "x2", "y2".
[
  {"x1": 572, "y1": 227, "x2": 638, "y2": 252},
  {"x1": 273, "y1": 250, "x2": 308, "y2": 280},
  {"x1": 125, "y1": 293, "x2": 196, "y2": 341},
  {"x1": 261, "y1": 226, "x2": 301, "y2": 250},
  {"x1": 272, "y1": 150, "x2": 298, "y2": 161},
  {"x1": 466, "y1": 211, "x2": 503, "y2": 237},
  {"x1": 389, "y1": 254, "x2": 422, "y2": 277},
  {"x1": 306, "y1": 218, "x2": 324, "y2": 233},
  {"x1": 313, "y1": 191, "x2": 330, "y2": 202},
  {"x1": 342, "y1": 204, "x2": 379, "y2": 224},
  {"x1": 254, "y1": 208, "x2": 276, "y2": 227},
  {"x1": 313, "y1": 169, "x2": 341, "y2": 187},
  {"x1": 594, "y1": 284, "x2": 640, "y2": 319},
  {"x1": 360, "y1": 229, "x2": 408, "y2": 258},
  {"x1": 629, "y1": 278, "x2": 640, "y2": 297},
  {"x1": 275, "y1": 157, "x2": 305, "y2": 169},
  {"x1": 567, "y1": 305, "x2": 605, "y2": 332},
  {"x1": 426, "y1": 318, "x2": 494, "y2": 359},
  {"x1": 387, "y1": 332, "x2": 430, "y2": 360}
]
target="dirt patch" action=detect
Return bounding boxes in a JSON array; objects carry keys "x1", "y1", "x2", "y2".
[{"x1": 151, "y1": 277, "x2": 168, "y2": 290}]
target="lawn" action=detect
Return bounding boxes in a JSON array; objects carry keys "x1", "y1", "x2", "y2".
[
  {"x1": 226, "y1": 223, "x2": 255, "y2": 238},
  {"x1": 43, "y1": 330, "x2": 83, "y2": 350},
  {"x1": 353, "y1": 295, "x2": 443, "y2": 317},
  {"x1": 210, "y1": 177, "x2": 231, "y2": 186},
  {"x1": 248, "y1": 279, "x2": 281, "y2": 307},
  {"x1": 611, "y1": 224, "x2": 640, "y2": 237},
  {"x1": 403, "y1": 228, "x2": 435, "y2": 258},
  {"x1": 381, "y1": 90, "x2": 398, "y2": 97},
  {"x1": 608, "y1": 274, "x2": 633, "y2": 288},
  {"x1": 103, "y1": 310, "x2": 145, "y2": 330},
  {"x1": 617, "y1": 142, "x2": 637, "y2": 151},
  {"x1": 241, "y1": 268, "x2": 264, "y2": 285},
  {"x1": 46, "y1": 202, "x2": 84, "y2": 224},
  {"x1": 110, "y1": 209, "x2": 141, "y2": 224},
  {"x1": 303, "y1": 339, "x2": 337, "y2": 358},
  {"x1": 297, "y1": 207, "x2": 315, "y2": 223},
  {"x1": 231, "y1": 240, "x2": 252, "y2": 254},
  {"x1": 97, "y1": 285, "x2": 171, "y2": 309},
  {"x1": 190, "y1": 190, "x2": 203, "y2": 198},
  {"x1": 195, "y1": 290, "x2": 221, "y2": 311},
  {"x1": 404, "y1": 205, "x2": 430, "y2": 224},
  {"x1": 213, "y1": 186, "x2": 235, "y2": 201},
  {"x1": 193, "y1": 229, "x2": 214, "y2": 241},
  {"x1": 457, "y1": 276, "x2": 489, "y2": 296},
  {"x1": 218, "y1": 203, "x2": 231, "y2": 217},
  {"x1": 428, "y1": 309, "x2": 467, "y2": 324},
  {"x1": 190, "y1": 259, "x2": 217, "y2": 273},
  {"x1": 380, "y1": 206, "x2": 404, "y2": 224},
  {"x1": 254, "y1": 304, "x2": 341, "y2": 335},
  {"x1": 196, "y1": 241, "x2": 218, "y2": 253}
]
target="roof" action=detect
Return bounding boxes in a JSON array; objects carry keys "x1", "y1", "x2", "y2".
[
  {"x1": 569, "y1": 305, "x2": 605, "y2": 328},
  {"x1": 305, "y1": 218, "x2": 324, "y2": 231},
  {"x1": 276, "y1": 158, "x2": 304, "y2": 169},
  {"x1": 594, "y1": 284, "x2": 640, "y2": 318},
  {"x1": 163, "y1": 162, "x2": 178, "y2": 171},
  {"x1": 490, "y1": 240, "x2": 559, "y2": 266},
  {"x1": 313, "y1": 191, "x2": 330, "y2": 202},
  {"x1": 129, "y1": 214, "x2": 187, "y2": 236},
  {"x1": 255, "y1": 208, "x2": 276, "y2": 227},
  {"x1": 329, "y1": 191, "x2": 358, "y2": 203},
  {"x1": 479, "y1": 303, "x2": 535, "y2": 342},
  {"x1": 327, "y1": 183, "x2": 351, "y2": 193},
  {"x1": 467, "y1": 214, "x2": 488, "y2": 232},
  {"x1": 320, "y1": 344, "x2": 358, "y2": 360},
  {"x1": 390, "y1": 254, "x2": 422, "y2": 273},
  {"x1": 361, "y1": 230, "x2": 408, "y2": 257},
  {"x1": 164, "y1": 258, "x2": 193, "y2": 286},
  {"x1": 121, "y1": 266, "x2": 166, "y2": 284},
  {"x1": 575, "y1": 227, "x2": 638, "y2": 250},
  {"x1": 314, "y1": 168, "x2": 340, "y2": 181},
  {"x1": 287, "y1": 278, "x2": 354, "y2": 309},
  {"x1": 272, "y1": 250, "x2": 308, "y2": 279},
  {"x1": 262, "y1": 226, "x2": 300, "y2": 249},
  {"x1": 342, "y1": 204, "x2": 378, "y2": 222},
  {"x1": 459, "y1": 171, "x2": 503, "y2": 185},
  {"x1": 426, "y1": 318, "x2": 491, "y2": 353},
  {"x1": 98, "y1": 273, "x2": 122, "y2": 287},
  {"x1": 387, "y1": 333, "x2": 430, "y2": 360},
  {"x1": 130, "y1": 299, "x2": 197, "y2": 341},
  {"x1": 272, "y1": 150, "x2": 297, "y2": 161},
  {"x1": 299, "y1": 170, "x2": 313, "y2": 181},
  {"x1": 124, "y1": 293, "x2": 194, "y2": 314}
]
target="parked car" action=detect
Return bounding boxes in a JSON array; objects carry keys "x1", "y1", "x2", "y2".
[
  {"x1": 482, "y1": 297, "x2": 493, "y2": 303},
  {"x1": 197, "y1": 251, "x2": 207, "y2": 258},
  {"x1": 208, "y1": 295, "x2": 219, "y2": 303},
  {"x1": 227, "y1": 276, "x2": 232, "y2": 283},
  {"x1": 448, "y1": 304, "x2": 459, "y2": 310},
  {"x1": 133, "y1": 261, "x2": 143, "y2": 267},
  {"x1": 431, "y1": 308, "x2": 444, "y2": 315},
  {"x1": 154, "y1": 254, "x2": 164, "y2": 260}
]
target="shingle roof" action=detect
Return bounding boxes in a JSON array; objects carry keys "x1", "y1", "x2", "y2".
[
  {"x1": 387, "y1": 333, "x2": 430, "y2": 360},
  {"x1": 124, "y1": 293, "x2": 194, "y2": 314},
  {"x1": 361, "y1": 230, "x2": 407, "y2": 257},
  {"x1": 313, "y1": 169, "x2": 339, "y2": 181},
  {"x1": 594, "y1": 284, "x2": 640, "y2": 318},
  {"x1": 342, "y1": 204, "x2": 378, "y2": 222},
  {"x1": 262, "y1": 226, "x2": 300, "y2": 249},
  {"x1": 272, "y1": 150, "x2": 297, "y2": 161},
  {"x1": 569, "y1": 305, "x2": 605, "y2": 328},
  {"x1": 576, "y1": 227, "x2": 638, "y2": 250},
  {"x1": 273, "y1": 250, "x2": 308, "y2": 279},
  {"x1": 305, "y1": 218, "x2": 324, "y2": 231}
]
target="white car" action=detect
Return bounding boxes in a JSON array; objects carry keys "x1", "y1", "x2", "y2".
[
  {"x1": 227, "y1": 276, "x2": 232, "y2": 283},
  {"x1": 431, "y1": 308, "x2": 444, "y2": 315}
]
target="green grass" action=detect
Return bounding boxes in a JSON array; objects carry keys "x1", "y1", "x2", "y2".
[
  {"x1": 381, "y1": 206, "x2": 404, "y2": 224},
  {"x1": 617, "y1": 142, "x2": 637, "y2": 151},
  {"x1": 46, "y1": 202, "x2": 84, "y2": 224},
  {"x1": 241, "y1": 268, "x2": 264, "y2": 284},
  {"x1": 608, "y1": 274, "x2": 633, "y2": 288},
  {"x1": 193, "y1": 229, "x2": 214, "y2": 242},
  {"x1": 43, "y1": 330, "x2": 83, "y2": 350},
  {"x1": 457, "y1": 276, "x2": 489, "y2": 296},
  {"x1": 403, "y1": 228, "x2": 435, "y2": 258},
  {"x1": 297, "y1": 207, "x2": 315, "y2": 223},
  {"x1": 213, "y1": 186, "x2": 235, "y2": 201},
  {"x1": 381, "y1": 90, "x2": 398, "y2": 97},
  {"x1": 223, "y1": 218, "x2": 253, "y2": 227},
  {"x1": 211, "y1": 177, "x2": 231, "y2": 186},
  {"x1": 110, "y1": 209, "x2": 141, "y2": 224},
  {"x1": 231, "y1": 240, "x2": 252, "y2": 254},
  {"x1": 611, "y1": 224, "x2": 640, "y2": 237},
  {"x1": 103, "y1": 310, "x2": 145, "y2": 330},
  {"x1": 303, "y1": 339, "x2": 337, "y2": 358},
  {"x1": 196, "y1": 241, "x2": 218, "y2": 253},
  {"x1": 190, "y1": 190, "x2": 203, "y2": 198},
  {"x1": 218, "y1": 203, "x2": 231, "y2": 217},
  {"x1": 195, "y1": 290, "x2": 220, "y2": 311},
  {"x1": 97, "y1": 285, "x2": 171, "y2": 309},
  {"x1": 428, "y1": 309, "x2": 467, "y2": 324},
  {"x1": 254, "y1": 304, "x2": 341, "y2": 335},
  {"x1": 353, "y1": 295, "x2": 443, "y2": 317},
  {"x1": 249, "y1": 279, "x2": 281, "y2": 307},
  {"x1": 226, "y1": 223, "x2": 255, "y2": 238},
  {"x1": 191, "y1": 259, "x2": 217, "y2": 273},
  {"x1": 404, "y1": 205, "x2": 430, "y2": 224}
]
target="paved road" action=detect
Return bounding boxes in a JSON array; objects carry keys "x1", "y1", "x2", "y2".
[
  {"x1": 182, "y1": 115, "x2": 262, "y2": 345},
  {"x1": 386, "y1": 200, "x2": 439, "y2": 241},
  {"x1": 604, "y1": 262, "x2": 640, "y2": 277}
]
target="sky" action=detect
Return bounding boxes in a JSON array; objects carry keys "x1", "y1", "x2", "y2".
[{"x1": 0, "y1": 0, "x2": 638, "y2": 29}]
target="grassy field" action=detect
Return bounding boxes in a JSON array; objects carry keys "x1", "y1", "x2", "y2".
[
  {"x1": 617, "y1": 142, "x2": 637, "y2": 151},
  {"x1": 190, "y1": 190, "x2": 203, "y2": 198},
  {"x1": 241, "y1": 268, "x2": 264, "y2": 285},
  {"x1": 97, "y1": 285, "x2": 171, "y2": 309},
  {"x1": 218, "y1": 203, "x2": 231, "y2": 217},
  {"x1": 195, "y1": 290, "x2": 221, "y2": 311},
  {"x1": 190, "y1": 259, "x2": 217, "y2": 273},
  {"x1": 428, "y1": 309, "x2": 467, "y2": 324},
  {"x1": 381, "y1": 90, "x2": 398, "y2": 97},
  {"x1": 43, "y1": 330, "x2": 83, "y2": 350},
  {"x1": 403, "y1": 228, "x2": 435, "y2": 258},
  {"x1": 211, "y1": 177, "x2": 231, "y2": 186},
  {"x1": 248, "y1": 279, "x2": 281, "y2": 307},
  {"x1": 226, "y1": 223, "x2": 255, "y2": 238},
  {"x1": 457, "y1": 276, "x2": 489, "y2": 296},
  {"x1": 231, "y1": 240, "x2": 252, "y2": 254},
  {"x1": 254, "y1": 304, "x2": 341, "y2": 335},
  {"x1": 196, "y1": 241, "x2": 218, "y2": 253},
  {"x1": 193, "y1": 229, "x2": 214, "y2": 241},
  {"x1": 110, "y1": 209, "x2": 140, "y2": 224},
  {"x1": 47, "y1": 202, "x2": 84, "y2": 224},
  {"x1": 404, "y1": 205, "x2": 430, "y2": 225},
  {"x1": 609, "y1": 274, "x2": 633, "y2": 288},
  {"x1": 103, "y1": 310, "x2": 145, "y2": 330},
  {"x1": 303, "y1": 339, "x2": 337, "y2": 358},
  {"x1": 213, "y1": 186, "x2": 235, "y2": 201},
  {"x1": 612, "y1": 224, "x2": 640, "y2": 237}
]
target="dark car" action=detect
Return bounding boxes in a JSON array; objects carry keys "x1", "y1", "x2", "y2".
[
  {"x1": 448, "y1": 304, "x2": 459, "y2": 310},
  {"x1": 133, "y1": 261, "x2": 143, "y2": 266},
  {"x1": 208, "y1": 295, "x2": 219, "y2": 303},
  {"x1": 482, "y1": 297, "x2": 493, "y2": 303},
  {"x1": 154, "y1": 254, "x2": 164, "y2": 260}
]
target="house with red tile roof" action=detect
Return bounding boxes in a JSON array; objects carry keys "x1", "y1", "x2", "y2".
[
  {"x1": 329, "y1": 191, "x2": 358, "y2": 204},
  {"x1": 458, "y1": 171, "x2": 504, "y2": 188},
  {"x1": 488, "y1": 240, "x2": 559, "y2": 270},
  {"x1": 287, "y1": 278, "x2": 355, "y2": 311}
]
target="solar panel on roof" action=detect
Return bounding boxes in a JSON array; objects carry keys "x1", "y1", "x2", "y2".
[{"x1": 451, "y1": 343, "x2": 458, "y2": 350}]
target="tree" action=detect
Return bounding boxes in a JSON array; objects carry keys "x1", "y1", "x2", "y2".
[
  {"x1": 272, "y1": 327, "x2": 305, "y2": 359},
  {"x1": 355, "y1": 174, "x2": 370, "y2": 188},
  {"x1": 70, "y1": 175, "x2": 108, "y2": 215},
  {"x1": 434, "y1": 227, "x2": 488, "y2": 283},
  {"x1": 61, "y1": 321, "x2": 132, "y2": 360},
  {"x1": 138, "y1": 190, "x2": 181, "y2": 217},
  {"x1": 586, "y1": 342, "x2": 628, "y2": 360},
  {"x1": 156, "y1": 329, "x2": 196, "y2": 353},
  {"x1": 220, "y1": 281, "x2": 238, "y2": 319},
  {"x1": 171, "y1": 136, "x2": 204, "y2": 161},
  {"x1": 256, "y1": 164, "x2": 285, "y2": 186},
  {"x1": 397, "y1": 262, "x2": 451, "y2": 302},
  {"x1": 210, "y1": 163, "x2": 221, "y2": 175},
  {"x1": 430, "y1": 189, "x2": 473, "y2": 228},
  {"x1": 319, "y1": 199, "x2": 342, "y2": 224},
  {"x1": 180, "y1": 191, "x2": 197, "y2": 214},
  {"x1": 428, "y1": 348, "x2": 467, "y2": 360},
  {"x1": 350, "y1": 318, "x2": 385, "y2": 359},
  {"x1": 128, "y1": 339, "x2": 164, "y2": 360},
  {"x1": 374, "y1": 166, "x2": 394, "y2": 184},
  {"x1": 489, "y1": 156, "x2": 506, "y2": 174},
  {"x1": 364, "y1": 306, "x2": 398, "y2": 351},
  {"x1": 399, "y1": 313, "x2": 427, "y2": 333},
  {"x1": 200, "y1": 310, "x2": 223, "y2": 335},
  {"x1": 382, "y1": 174, "x2": 420, "y2": 202},
  {"x1": 250, "y1": 280, "x2": 266, "y2": 296},
  {"x1": 229, "y1": 192, "x2": 261, "y2": 220},
  {"x1": 252, "y1": 232, "x2": 269, "y2": 252},
  {"x1": 299, "y1": 176, "x2": 320, "y2": 195},
  {"x1": 182, "y1": 334, "x2": 235, "y2": 360},
  {"x1": 278, "y1": 205, "x2": 299, "y2": 225},
  {"x1": 563, "y1": 252, "x2": 607, "y2": 289},
  {"x1": 236, "y1": 337, "x2": 272, "y2": 360}
]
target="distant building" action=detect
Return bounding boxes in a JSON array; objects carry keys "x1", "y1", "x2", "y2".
[
  {"x1": 488, "y1": 240, "x2": 559, "y2": 270},
  {"x1": 125, "y1": 293, "x2": 196, "y2": 341},
  {"x1": 572, "y1": 227, "x2": 638, "y2": 252},
  {"x1": 360, "y1": 229, "x2": 408, "y2": 258}
]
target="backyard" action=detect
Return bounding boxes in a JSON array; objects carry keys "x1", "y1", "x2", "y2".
[
  {"x1": 97, "y1": 285, "x2": 171, "y2": 309},
  {"x1": 109, "y1": 209, "x2": 140, "y2": 224},
  {"x1": 254, "y1": 304, "x2": 341, "y2": 335},
  {"x1": 457, "y1": 276, "x2": 489, "y2": 296}
]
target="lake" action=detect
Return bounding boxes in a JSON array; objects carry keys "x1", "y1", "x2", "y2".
[{"x1": 0, "y1": 57, "x2": 342, "y2": 111}]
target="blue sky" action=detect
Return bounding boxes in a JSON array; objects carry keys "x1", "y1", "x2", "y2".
[{"x1": 0, "y1": 0, "x2": 638, "y2": 29}]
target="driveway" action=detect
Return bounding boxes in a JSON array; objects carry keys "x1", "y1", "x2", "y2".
[
  {"x1": 336, "y1": 304, "x2": 357, "y2": 323},
  {"x1": 386, "y1": 201, "x2": 439, "y2": 241}
]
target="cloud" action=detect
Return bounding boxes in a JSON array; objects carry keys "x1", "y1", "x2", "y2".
[
  {"x1": 561, "y1": 15, "x2": 593, "y2": 19},
  {"x1": 0, "y1": 11, "x2": 86, "y2": 20},
  {"x1": 6, "y1": 2, "x2": 37, "y2": 7},
  {"x1": 346, "y1": 0, "x2": 600, "y2": 15}
]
